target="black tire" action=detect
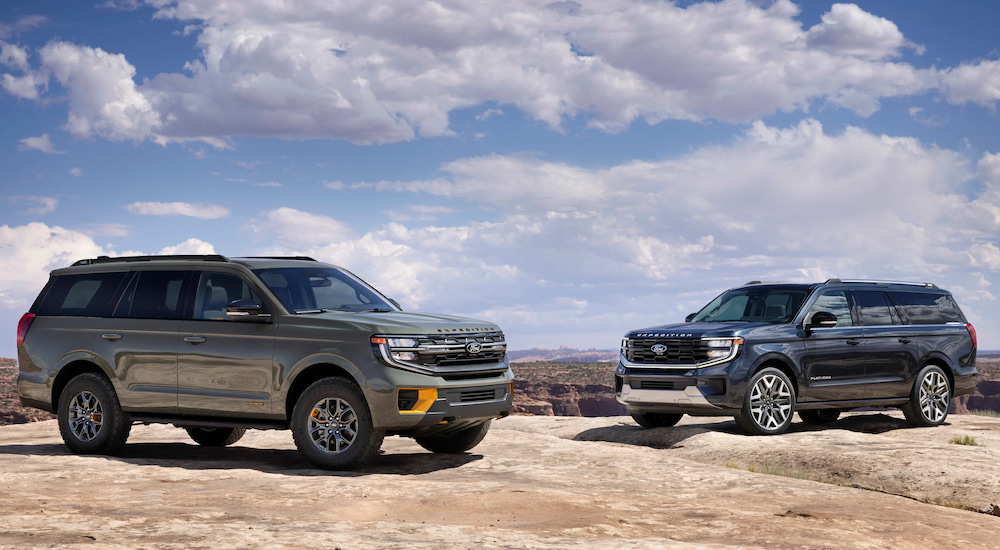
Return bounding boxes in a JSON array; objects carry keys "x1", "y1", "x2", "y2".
[
  {"x1": 901, "y1": 365, "x2": 951, "y2": 427},
  {"x1": 57, "y1": 372, "x2": 132, "y2": 455},
  {"x1": 798, "y1": 409, "x2": 841, "y2": 425},
  {"x1": 186, "y1": 427, "x2": 246, "y2": 447},
  {"x1": 631, "y1": 412, "x2": 683, "y2": 429},
  {"x1": 291, "y1": 377, "x2": 384, "y2": 470},
  {"x1": 735, "y1": 367, "x2": 796, "y2": 435},
  {"x1": 414, "y1": 420, "x2": 491, "y2": 454}
]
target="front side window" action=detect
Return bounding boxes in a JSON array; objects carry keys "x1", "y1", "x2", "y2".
[
  {"x1": 805, "y1": 291, "x2": 853, "y2": 327},
  {"x1": 35, "y1": 272, "x2": 127, "y2": 317},
  {"x1": 254, "y1": 267, "x2": 394, "y2": 313},
  {"x1": 193, "y1": 272, "x2": 264, "y2": 320},
  {"x1": 691, "y1": 287, "x2": 809, "y2": 323}
]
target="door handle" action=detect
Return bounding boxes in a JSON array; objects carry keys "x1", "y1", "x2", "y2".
[
  {"x1": 184, "y1": 336, "x2": 207, "y2": 344},
  {"x1": 101, "y1": 333, "x2": 122, "y2": 341},
  {"x1": 898, "y1": 337, "x2": 912, "y2": 344},
  {"x1": 846, "y1": 339, "x2": 861, "y2": 346}
]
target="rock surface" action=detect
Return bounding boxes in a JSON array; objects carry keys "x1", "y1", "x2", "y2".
[{"x1": 2, "y1": 412, "x2": 999, "y2": 548}]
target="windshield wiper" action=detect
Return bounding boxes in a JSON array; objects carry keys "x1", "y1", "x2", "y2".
[
  {"x1": 295, "y1": 309, "x2": 330, "y2": 314},
  {"x1": 363, "y1": 307, "x2": 393, "y2": 312}
]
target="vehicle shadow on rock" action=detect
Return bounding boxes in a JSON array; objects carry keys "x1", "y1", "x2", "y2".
[
  {"x1": 573, "y1": 413, "x2": 935, "y2": 449},
  {"x1": 0, "y1": 441, "x2": 481, "y2": 476}
]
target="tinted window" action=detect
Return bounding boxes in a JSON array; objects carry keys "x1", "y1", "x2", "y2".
[
  {"x1": 854, "y1": 291, "x2": 894, "y2": 326},
  {"x1": 35, "y1": 272, "x2": 127, "y2": 316},
  {"x1": 806, "y1": 291, "x2": 853, "y2": 327},
  {"x1": 115, "y1": 271, "x2": 193, "y2": 319},
  {"x1": 889, "y1": 291, "x2": 965, "y2": 325},
  {"x1": 194, "y1": 272, "x2": 263, "y2": 321}
]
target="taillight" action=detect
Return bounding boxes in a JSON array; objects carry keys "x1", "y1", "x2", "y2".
[
  {"x1": 16, "y1": 313, "x2": 34, "y2": 348},
  {"x1": 966, "y1": 323, "x2": 977, "y2": 349}
]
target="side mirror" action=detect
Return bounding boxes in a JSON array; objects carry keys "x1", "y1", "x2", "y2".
[
  {"x1": 225, "y1": 299, "x2": 272, "y2": 322},
  {"x1": 684, "y1": 313, "x2": 696, "y2": 323},
  {"x1": 807, "y1": 311, "x2": 839, "y2": 330}
]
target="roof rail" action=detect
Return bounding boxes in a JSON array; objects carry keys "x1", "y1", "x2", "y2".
[
  {"x1": 744, "y1": 280, "x2": 786, "y2": 285},
  {"x1": 71, "y1": 254, "x2": 230, "y2": 266},
  {"x1": 824, "y1": 278, "x2": 937, "y2": 288},
  {"x1": 242, "y1": 256, "x2": 317, "y2": 261}
]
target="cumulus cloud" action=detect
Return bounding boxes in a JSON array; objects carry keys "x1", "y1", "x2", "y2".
[
  {"x1": 245, "y1": 207, "x2": 353, "y2": 247},
  {"x1": 0, "y1": 222, "x2": 106, "y2": 308},
  {"x1": 38, "y1": 42, "x2": 161, "y2": 141},
  {"x1": 158, "y1": 237, "x2": 216, "y2": 255},
  {"x1": 804, "y1": 3, "x2": 920, "y2": 60},
  {"x1": 17, "y1": 134, "x2": 64, "y2": 154},
  {"x1": 125, "y1": 201, "x2": 230, "y2": 219},
  {"x1": 4, "y1": 1, "x2": 997, "y2": 144},
  {"x1": 69, "y1": 167, "x2": 82, "y2": 176},
  {"x1": 941, "y1": 59, "x2": 1000, "y2": 108}
]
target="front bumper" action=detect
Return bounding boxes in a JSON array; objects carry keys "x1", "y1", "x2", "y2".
[
  {"x1": 389, "y1": 382, "x2": 513, "y2": 437},
  {"x1": 614, "y1": 363, "x2": 737, "y2": 415}
]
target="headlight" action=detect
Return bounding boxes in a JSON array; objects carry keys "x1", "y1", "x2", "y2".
[
  {"x1": 703, "y1": 337, "x2": 743, "y2": 359},
  {"x1": 388, "y1": 337, "x2": 418, "y2": 348}
]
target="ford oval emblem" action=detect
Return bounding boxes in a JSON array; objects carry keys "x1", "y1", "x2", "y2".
[
  {"x1": 650, "y1": 344, "x2": 668, "y2": 355},
  {"x1": 466, "y1": 341, "x2": 483, "y2": 355}
]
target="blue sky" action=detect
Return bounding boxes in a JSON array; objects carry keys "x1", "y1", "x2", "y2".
[{"x1": 2, "y1": 0, "x2": 1000, "y2": 358}]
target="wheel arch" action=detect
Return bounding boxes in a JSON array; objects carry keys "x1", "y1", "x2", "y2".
[
  {"x1": 52, "y1": 359, "x2": 112, "y2": 410},
  {"x1": 920, "y1": 357, "x2": 955, "y2": 396},
  {"x1": 283, "y1": 360, "x2": 364, "y2": 420},
  {"x1": 750, "y1": 354, "x2": 800, "y2": 397}
]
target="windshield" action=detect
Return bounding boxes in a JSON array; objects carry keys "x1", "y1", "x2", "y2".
[
  {"x1": 691, "y1": 287, "x2": 809, "y2": 323},
  {"x1": 254, "y1": 267, "x2": 395, "y2": 313}
]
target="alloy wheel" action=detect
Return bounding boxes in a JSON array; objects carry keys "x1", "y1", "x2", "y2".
[
  {"x1": 67, "y1": 391, "x2": 104, "y2": 442},
  {"x1": 749, "y1": 373, "x2": 792, "y2": 431},
  {"x1": 918, "y1": 370, "x2": 950, "y2": 423},
  {"x1": 307, "y1": 397, "x2": 358, "y2": 454}
]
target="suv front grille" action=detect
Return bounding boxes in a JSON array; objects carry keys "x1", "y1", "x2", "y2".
[
  {"x1": 413, "y1": 332, "x2": 506, "y2": 367},
  {"x1": 625, "y1": 339, "x2": 710, "y2": 364}
]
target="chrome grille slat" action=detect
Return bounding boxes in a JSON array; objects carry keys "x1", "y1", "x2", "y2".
[{"x1": 414, "y1": 331, "x2": 506, "y2": 368}]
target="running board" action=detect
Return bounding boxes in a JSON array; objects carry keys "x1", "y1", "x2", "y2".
[{"x1": 130, "y1": 414, "x2": 289, "y2": 430}]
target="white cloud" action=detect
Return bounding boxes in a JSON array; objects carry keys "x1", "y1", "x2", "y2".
[
  {"x1": 37, "y1": 41, "x2": 161, "y2": 141},
  {"x1": 5, "y1": 1, "x2": 997, "y2": 144},
  {"x1": 125, "y1": 201, "x2": 230, "y2": 219},
  {"x1": 804, "y1": 3, "x2": 920, "y2": 60},
  {"x1": 0, "y1": 222, "x2": 106, "y2": 308},
  {"x1": 7, "y1": 196, "x2": 58, "y2": 215},
  {"x1": 941, "y1": 59, "x2": 1000, "y2": 108},
  {"x1": 244, "y1": 120, "x2": 1000, "y2": 348},
  {"x1": 69, "y1": 167, "x2": 82, "y2": 176},
  {"x1": 245, "y1": 207, "x2": 353, "y2": 247},
  {"x1": 79, "y1": 223, "x2": 130, "y2": 238},
  {"x1": 0, "y1": 41, "x2": 29, "y2": 70},
  {"x1": 158, "y1": 237, "x2": 216, "y2": 255},
  {"x1": 251, "y1": 181, "x2": 283, "y2": 187},
  {"x1": 967, "y1": 243, "x2": 1000, "y2": 271},
  {"x1": 17, "y1": 134, "x2": 64, "y2": 154}
]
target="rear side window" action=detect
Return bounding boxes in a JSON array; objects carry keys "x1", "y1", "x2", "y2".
[
  {"x1": 889, "y1": 291, "x2": 965, "y2": 325},
  {"x1": 114, "y1": 271, "x2": 194, "y2": 319},
  {"x1": 853, "y1": 291, "x2": 895, "y2": 326},
  {"x1": 35, "y1": 272, "x2": 127, "y2": 317}
]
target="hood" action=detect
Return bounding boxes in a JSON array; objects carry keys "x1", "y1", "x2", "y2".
[
  {"x1": 298, "y1": 310, "x2": 501, "y2": 335},
  {"x1": 627, "y1": 321, "x2": 771, "y2": 339}
]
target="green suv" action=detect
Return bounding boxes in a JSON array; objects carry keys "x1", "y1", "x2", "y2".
[{"x1": 16, "y1": 255, "x2": 513, "y2": 469}]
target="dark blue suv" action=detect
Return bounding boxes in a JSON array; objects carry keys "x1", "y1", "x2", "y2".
[{"x1": 615, "y1": 280, "x2": 978, "y2": 435}]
